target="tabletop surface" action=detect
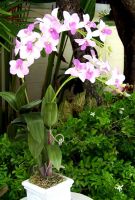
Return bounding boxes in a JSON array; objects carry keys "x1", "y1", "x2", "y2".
[{"x1": 21, "y1": 192, "x2": 93, "y2": 200}]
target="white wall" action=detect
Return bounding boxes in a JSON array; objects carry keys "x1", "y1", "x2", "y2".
[{"x1": 105, "y1": 26, "x2": 124, "y2": 73}]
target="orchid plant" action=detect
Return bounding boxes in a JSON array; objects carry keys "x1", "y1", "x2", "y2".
[{"x1": 0, "y1": 8, "x2": 127, "y2": 178}]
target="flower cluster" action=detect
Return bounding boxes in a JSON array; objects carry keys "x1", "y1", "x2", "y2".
[{"x1": 9, "y1": 8, "x2": 125, "y2": 91}]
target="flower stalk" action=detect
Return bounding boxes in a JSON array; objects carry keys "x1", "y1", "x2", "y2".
[
  {"x1": 21, "y1": 78, "x2": 29, "y2": 104},
  {"x1": 51, "y1": 76, "x2": 75, "y2": 102}
]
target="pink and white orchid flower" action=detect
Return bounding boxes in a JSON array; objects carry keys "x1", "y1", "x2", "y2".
[
  {"x1": 75, "y1": 31, "x2": 96, "y2": 50},
  {"x1": 38, "y1": 33, "x2": 59, "y2": 54},
  {"x1": 82, "y1": 14, "x2": 97, "y2": 32},
  {"x1": 100, "y1": 61, "x2": 111, "y2": 74},
  {"x1": 9, "y1": 59, "x2": 30, "y2": 78},
  {"x1": 17, "y1": 25, "x2": 41, "y2": 44},
  {"x1": 85, "y1": 62, "x2": 100, "y2": 83},
  {"x1": 62, "y1": 11, "x2": 84, "y2": 35},
  {"x1": 65, "y1": 59, "x2": 86, "y2": 82},
  {"x1": 106, "y1": 69, "x2": 125, "y2": 88},
  {"x1": 84, "y1": 53, "x2": 111, "y2": 75},
  {"x1": 83, "y1": 52, "x2": 102, "y2": 69},
  {"x1": 15, "y1": 30, "x2": 41, "y2": 60},
  {"x1": 37, "y1": 8, "x2": 61, "y2": 40},
  {"x1": 19, "y1": 40, "x2": 42, "y2": 64},
  {"x1": 95, "y1": 20, "x2": 112, "y2": 42},
  {"x1": 15, "y1": 39, "x2": 21, "y2": 56},
  {"x1": 39, "y1": 17, "x2": 60, "y2": 40},
  {"x1": 65, "y1": 58, "x2": 100, "y2": 83},
  {"x1": 18, "y1": 23, "x2": 35, "y2": 38}
]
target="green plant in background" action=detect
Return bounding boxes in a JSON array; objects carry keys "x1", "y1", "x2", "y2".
[
  {"x1": 0, "y1": 0, "x2": 30, "y2": 51},
  {"x1": 0, "y1": 134, "x2": 34, "y2": 200},
  {"x1": 0, "y1": 0, "x2": 31, "y2": 133},
  {"x1": 55, "y1": 92, "x2": 135, "y2": 200}
]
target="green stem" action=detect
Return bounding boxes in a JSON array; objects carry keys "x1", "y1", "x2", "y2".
[
  {"x1": 51, "y1": 76, "x2": 75, "y2": 102},
  {"x1": 96, "y1": 77, "x2": 106, "y2": 84},
  {"x1": 97, "y1": 77, "x2": 116, "y2": 91},
  {"x1": 77, "y1": 29, "x2": 86, "y2": 37},
  {"x1": 92, "y1": 38, "x2": 104, "y2": 48},
  {"x1": 21, "y1": 78, "x2": 29, "y2": 104},
  {"x1": 77, "y1": 29, "x2": 104, "y2": 48},
  {"x1": 62, "y1": 34, "x2": 68, "y2": 53}
]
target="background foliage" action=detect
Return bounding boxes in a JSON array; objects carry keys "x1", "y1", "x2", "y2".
[
  {"x1": 58, "y1": 92, "x2": 135, "y2": 200},
  {"x1": 0, "y1": 0, "x2": 30, "y2": 133},
  {"x1": 0, "y1": 135, "x2": 34, "y2": 200}
]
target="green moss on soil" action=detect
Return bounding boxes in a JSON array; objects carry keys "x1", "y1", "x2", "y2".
[{"x1": 29, "y1": 173, "x2": 65, "y2": 189}]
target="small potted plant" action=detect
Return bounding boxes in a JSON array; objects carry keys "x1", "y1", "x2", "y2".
[{"x1": 0, "y1": 7, "x2": 128, "y2": 200}]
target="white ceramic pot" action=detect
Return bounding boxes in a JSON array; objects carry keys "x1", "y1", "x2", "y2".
[{"x1": 22, "y1": 176, "x2": 74, "y2": 200}]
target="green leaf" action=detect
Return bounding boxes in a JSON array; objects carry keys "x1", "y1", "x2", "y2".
[
  {"x1": 24, "y1": 113, "x2": 44, "y2": 144},
  {"x1": 0, "y1": 21, "x2": 11, "y2": 33},
  {"x1": 41, "y1": 102, "x2": 58, "y2": 128},
  {"x1": 0, "y1": 0, "x2": 31, "y2": 51},
  {"x1": 1, "y1": 19, "x2": 18, "y2": 36},
  {"x1": 47, "y1": 144, "x2": 62, "y2": 171},
  {"x1": 0, "y1": 9, "x2": 12, "y2": 16},
  {"x1": 0, "y1": 92, "x2": 17, "y2": 111},
  {"x1": 80, "y1": 0, "x2": 96, "y2": 20},
  {"x1": 0, "y1": 41, "x2": 10, "y2": 52},
  {"x1": 41, "y1": 48, "x2": 46, "y2": 58},
  {"x1": 3, "y1": 1, "x2": 24, "y2": 11},
  {"x1": 0, "y1": 27, "x2": 13, "y2": 45},
  {"x1": 16, "y1": 84, "x2": 27, "y2": 110},
  {"x1": 28, "y1": 133, "x2": 44, "y2": 159},
  {"x1": 7, "y1": 123, "x2": 22, "y2": 140},
  {"x1": 43, "y1": 85, "x2": 56, "y2": 103},
  {"x1": 20, "y1": 100, "x2": 42, "y2": 111},
  {"x1": 41, "y1": 85, "x2": 58, "y2": 128},
  {"x1": 11, "y1": 116, "x2": 25, "y2": 124},
  {"x1": 11, "y1": 10, "x2": 32, "y2": 16}
]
